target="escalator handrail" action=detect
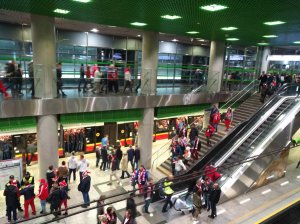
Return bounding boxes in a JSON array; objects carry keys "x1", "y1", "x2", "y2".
[
  {"x1": 220, "y1": 79, "x2": 258, "y2": 110},
  {"x1": 185, "y1": 84, "x2": 300, "y2": 175},
  {"x1": 215, "y1": 95, "x2": 296, "y2": 167},
  {"x1": 217, "y1": 96, "x2": 298, "y2": 187}
]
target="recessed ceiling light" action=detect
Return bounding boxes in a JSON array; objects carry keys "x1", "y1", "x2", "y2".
[
  {"x1": 130, "y1": 22, "x2": 147, "y2": 26},
  {"x1": 197, "y1": 39, "x2": 205, "y2": 42},
  {"x1": 90, "y1": 28, "x2": 99, "y2": 32},
  {"x1": 161, "y1": 15, "x2": 182, "y2": 20},
  {"x1": 226, "y1": 38, "x2": 239, "y2": 41},
  {"x1": 264, "y1": 21, "x2": 286, "y2": 26},
  {"x1": 294, "y1": 41, "x2": 300, "y2": 44},
  {"x1": 54, "y1": 9, "x2": 70, "y2": 14},
  {"x1": 221, "y1": 27, "x2": 238, "y2": 31},
  {"x1": 73, "y1": 0, "x2": 91, "y2": 3},
  {"x1": 137, "y1": 34, "x2": 141, "y2": 37},
  {"x1": 108, "y1": 25, "x2": 116, "y2": 28},
  {"x1": 186, "y1": 31, "x2": 199, "y2": 34},
  {"x1": 258, "y1": 42, "x2": 270, "y2": 45},
  {"x1": 172, "y1": 39, "x2": 178, "y2": 42},
  {"x1": 263, "y1": 35, "x2": 278, "y2": 38},
  {"x1": 160, "y1": 41, "x2": 164, "y2": 42},
  {"x1": 200, "y1": 4, "x2": 228, "y2": 12}
]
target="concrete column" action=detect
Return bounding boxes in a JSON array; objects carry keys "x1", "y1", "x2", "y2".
[
  {"x1": 260, "y1": 47, "x2": 271, "y2": 75},
  {"x1": 37, "y1": 115, "x2": 59, "y2": 179},
  {"x1": 138, "y1": 108, "x2": 154, "y2": 169},
  {"x1": 31, "y1": 14, "x2": 57, "y2": 99},
  {"x1": 207, "y1": 41, "x2": 226, "y2": 92},
  {"x1": 141, "y1": 31, "x2": 159, "y2": 95}
]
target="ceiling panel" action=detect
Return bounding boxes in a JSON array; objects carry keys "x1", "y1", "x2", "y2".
[{"x1": 1, "y1": 0, "x2": 300, "y2": 45}]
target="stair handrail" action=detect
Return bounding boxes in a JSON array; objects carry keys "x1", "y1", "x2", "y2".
[
  {"x1": 220, "y1": 79, "x2": 258, "y2": 110},
  {"x1": 151, "y1": 139, "x2": 172, "y2": 170}
]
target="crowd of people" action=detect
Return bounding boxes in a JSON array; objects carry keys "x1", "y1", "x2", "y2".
[{"x1": 170, "y1": 105, "x2": 233, "y2": 176}]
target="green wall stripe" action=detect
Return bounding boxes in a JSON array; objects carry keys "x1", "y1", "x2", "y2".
[
  {"x1": 155, "y1": 104, "x2": 210, "y2": 119},
  {"x1": 0, "y1": 117, "x2": 36, "y2": 131}
]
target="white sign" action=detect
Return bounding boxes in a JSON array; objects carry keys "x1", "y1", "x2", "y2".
[{"x1": 0, "y1": 158, "x2": 23, "y2": 190}]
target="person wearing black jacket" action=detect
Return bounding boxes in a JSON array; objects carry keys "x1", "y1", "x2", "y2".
[
  {"x1": 126, "y1": 193, "x2": 137, "y2": 219},
  {"x1": 48, "y1": 185, "x2": 61, "y2": 219},
  {"x1": 78, "y1": 171, "x2": 91, "y2": 208},
  {"x1": 208, "y1": 183, "x2": 221, "y2": 219},
  {"x1": 46, "y1": 165, "x2": 55, "y2": 193},
  {"x1": 116, "y1": 146, "x2": 123, "y2": 170},
  {"x1": 20, "y1": 183, "x2": 36, "y2": 219},
  {"x1": 127, "y1": 146, "x2": 135, "y2": 172},
  {"x1": 4, "y1": 181, "x2": 19, "y2": 222},
  {"x1": 133, "y1": 146, "x2": 140, "y2": 170},
  {"x1": 56, "y1": 63, "x2": 66, "y2": 97},
  {"x1": 95, "y1": 146, "x2": 101, "y2": 167},
  {"x1": 100, "y1": 146, "x2": 108, "y2": 171}
]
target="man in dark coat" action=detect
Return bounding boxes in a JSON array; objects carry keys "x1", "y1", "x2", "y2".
[
  {"x1": 78, "y1": 171, "x2": 91, "y2": 208},
  {"x1": 134, "y1": 146, "x2": 140, "y2": 170},
  {"x1": 46, "y1": 165, "x2": 55, "y2": 193},
  {"x1": 208, "y1": 183, "x2": 221, "y2": 219},
  {"x1": 127, "y1": 146, "x2": 135, "y2": 172},
  {"x1": 48, "y1": 184, "x2": 61, "y2": 219},
  {"x1": 126, "y1": 193, "x2": 137, "y2": 219},
  {"x1": 116, "y1": 145, "x2": 123, "y2": 170},
  {"x1": 100, "y1": 146, "x2": 108, "y2": 171},
  {"x1": 4, "y1": 180, "x2": 19, "y2": 222}
]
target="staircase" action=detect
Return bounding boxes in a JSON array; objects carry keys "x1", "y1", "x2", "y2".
[{"x1": 156, "y1": 93, "x2": 262, "y2": 176}]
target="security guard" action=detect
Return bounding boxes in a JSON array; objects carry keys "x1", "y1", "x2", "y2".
[
  {"x1": 162, "y1": 175, "x2": 174, "y2": 213},
  {"x1": 6, "y1": 175, "x2": 23, "y2": 212},
  {"x1": 21, "y1": 172, "x2": 35, "y2": 188}
]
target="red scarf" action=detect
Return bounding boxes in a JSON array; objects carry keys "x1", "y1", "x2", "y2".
[{"x1": 137, "y1": 168, "x2": 146, "y2": 183}]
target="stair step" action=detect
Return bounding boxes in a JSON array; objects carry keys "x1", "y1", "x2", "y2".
[{"x1": 157, "y1": 166, "x2": 172, "y2": 176}]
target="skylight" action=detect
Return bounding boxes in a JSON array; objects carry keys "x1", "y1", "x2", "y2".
[{"x1": 54, "y1": 9, "x2": 70, "y2": 14}]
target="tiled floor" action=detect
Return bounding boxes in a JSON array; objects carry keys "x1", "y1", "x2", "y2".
[{"x1": 1, "y1": 143, "x2": 299, "y2": 223}]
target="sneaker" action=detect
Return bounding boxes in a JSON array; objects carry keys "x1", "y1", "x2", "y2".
[
  {"x1": 208, "y1": 215, "x2": 215, "y2": 219},
  {"x1": 40, "y1": 211, "x2": 44, "y2": 214},
  {"x1": 107, "y1": 183, "x2": 112, "y2": 186}
]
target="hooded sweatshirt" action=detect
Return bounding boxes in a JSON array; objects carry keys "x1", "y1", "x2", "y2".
[{"x1": 37, "y1": 179, "x2": 49, "y2": 200}]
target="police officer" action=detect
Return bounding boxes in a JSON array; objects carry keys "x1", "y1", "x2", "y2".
[
  {"x1": 162, "y1": 175, "x2": 174, "y2": 213},
  {"x1": 21, "y1": 172, "x2": 35, "y2": 188}
]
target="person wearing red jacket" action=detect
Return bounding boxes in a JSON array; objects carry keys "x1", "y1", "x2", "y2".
[
  {"x1": 205, "y1": 125, "x2": 215, "y2": 146},
  {"x1": 211, "y1": 111, "x2": 220, "y2": 132},
  {"x1": 37, "y1": 178, "x2": 49, "y2": 214},
  {"x1": 204, "y1": 164, "x2": 222, "y2": 182},
  {"x1": 0, "y1": 80, "x2": 10, "y2": 98}
]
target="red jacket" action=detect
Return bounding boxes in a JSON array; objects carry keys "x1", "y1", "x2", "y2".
[
  {"x1": 37, "y1": 182, "x2": 49, "y2": 200},
  {"x1": 212, "y1": 112, "x2": 221, "y2": 124}
]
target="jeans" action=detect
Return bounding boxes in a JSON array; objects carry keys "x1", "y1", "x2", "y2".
[
  {"x1": 134, "y1": 160, "x2": 139, "y2": 170},
  {"x1": 162, "y1": 194, "x2": 173, "y2": 212},
  {"x1": 69, "y1": 168, "x2": 76, "y2": 181},
  {"x1": 204, "y1": 193, "x2": 211, "y2": 210},
  {"x1": 41, "y1": 200, "x2": 46, "y2": 213},
  {"x1": 144, "y1": 199, "x2": 151, "y2": 213},
  {"x1": 96, "y1": 157, "x2": 100, "y2": 167},
  {"x1": 7, "y1": 206, "x2": 17, "y2": 221},
  {"x1": 210, "y1": 201, "x2": 217, "y2": 216},
  {"x1": 100, "y1": 160, "x2": 107, "y2": 171},
  {"x1": 82, "y1": 192, "x2": 90, "y2": 205}
]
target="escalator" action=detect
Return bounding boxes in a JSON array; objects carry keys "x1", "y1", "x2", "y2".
[{"x1": 160, "y1": 84, "x2": 300, "y2": 202}]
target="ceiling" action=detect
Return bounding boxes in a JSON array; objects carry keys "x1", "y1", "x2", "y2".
[{"x1": 1, "y1": 0, "x2": 300, "y2": 46}]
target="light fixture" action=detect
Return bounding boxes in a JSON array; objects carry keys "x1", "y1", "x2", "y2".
[
  {"x1": 263, "y1": 35, "x2": 278, "y2": 38},
  {"x1": 200, "y1": 4, "x2": 228, "y2": 11},
  {"x1": 137, "y1": 34, "x2": 141, "y2": 37},
  {"x1": 90, "y1": 28, "x2": 99, "y2": 32},
  {"x1": 226, "y1": 38, "x2": 239, "y2": 41},
  {"x1": 172, "y1": 39, "x2": 178, "y2": 42},
  {"x1": 261, "y1": 189, "x2": 271, "y2": 195},
  {"x1": 54, "y1": 8, "x2": 70, "y2": 14},
  {"x1": 294, "y1": 41, "x2": 300, "y2": 44},
  {"x1": 73, "y1": 0, "x2": 91, "y2": 3},
  {"x1": 221, "y1": 27, "x2": 238, "y2": 31},
  {"x1": 186, "y1": 31, "x2": 199, "y2": 34},
  {"x1": 280, "y1": 181, "x2": 289, "y2": 186},
  {"x1": 197, "y1": 39, "x2": 205, "y2": 42},
  {"x1": 264, "y1": 21, "x2": 286, "y2": 26},
  {"x1": 161, "y1": 15, "x2": 182, "y2": 20},
  {"x1": 239, "y1": 198, "x2": 251, "y2": 204},
  {"x1": 258, "y1": 42, "x2": 269, "y2": 46},
  {"x1": 130, "y1": 22, "x2": 147, "y2": 26},
  {"x1": 160, "y1": 40, "x2": 164, "y2": 42},
  {"x1": 108, "y1": 25, "x2": 116, "y2": 28}
]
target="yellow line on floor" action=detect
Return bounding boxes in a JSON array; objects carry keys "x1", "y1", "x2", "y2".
[
  {"x1": 255, "y1": 198, "x2": 300, "y2": 224},
  {"x1": 227, "y1": 186, "x2": 300, "y2": 224}
]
